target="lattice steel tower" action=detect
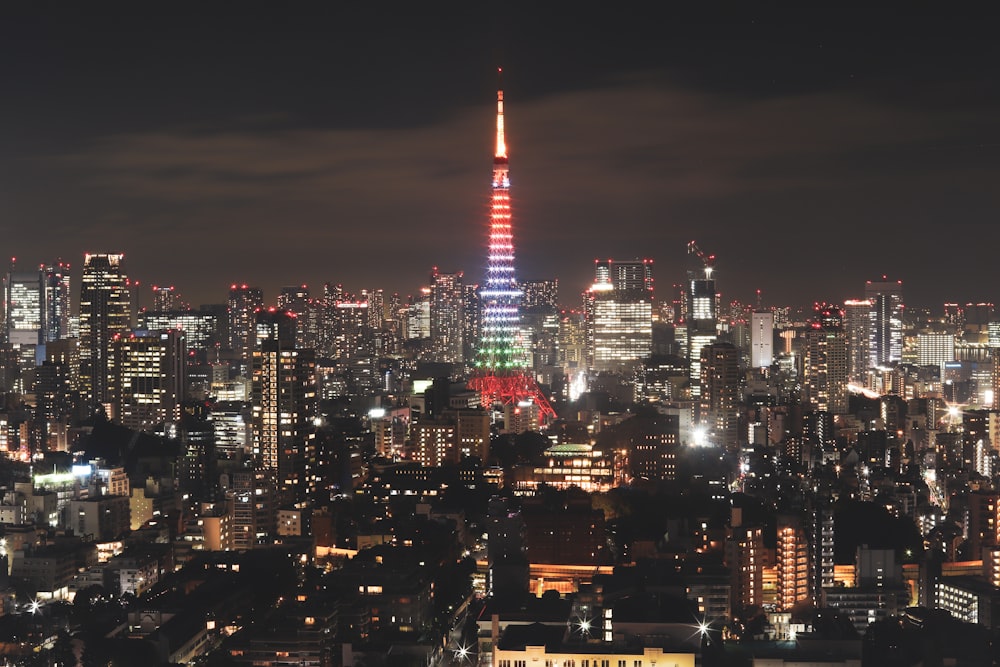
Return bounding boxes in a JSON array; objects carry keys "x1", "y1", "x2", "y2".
[{"x1": 468, "y1": 72, "x2": 555, "y2": 419}]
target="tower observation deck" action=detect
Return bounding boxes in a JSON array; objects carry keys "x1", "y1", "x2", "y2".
[{"x1": 468, "y1": 73, "x2": 556, "y2": 420}]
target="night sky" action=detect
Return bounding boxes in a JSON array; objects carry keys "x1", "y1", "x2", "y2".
[{"x1": 2, "y1": 5, "x2": 998, "y2": 311}]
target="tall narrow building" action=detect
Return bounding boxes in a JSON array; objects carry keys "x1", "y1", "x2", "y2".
[
  {"x1": 802, "y1": 304, "x2": 849, "y2": 414},
  {"x1": 79, "y1": 253, "x2": 131, "y2": 413},
  {"x1": 6, "y1": 267, "x2": 43, "y2": 345},
  {"x1": 865, "y1": 278, "x2": 903, "y2": 367},
  {"x1": 228, "y1": 284, "x2": 264, "y2": 374},
  {"x1": 467, "y1": 73, "x2": 555, "y2": 419},
  {"x1": 750, "y1": 311, "x2": 774, "y2": 370},
  {"x1": 429, "y1": 268, "x2": 465, "y2": 363},
  {"x1": 687, "y1": 264, "x2": 718, "y2": 399},
  {"x1": 700, "y1": 342, "x2": 741, "y2": 451},
  {"x1": 844, "y1": 299, "x2": 871, "y2": 383},
  {"x1": 250, "y1": 310, "x2": 317, "y2": 505},
  {"x1": 42, "y1": 262, "x2": 72, "y2": 342}
]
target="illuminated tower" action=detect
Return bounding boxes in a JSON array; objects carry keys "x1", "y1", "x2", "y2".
[{"x1": 468, "y1": 74, "x2": 555, "y2": 419}]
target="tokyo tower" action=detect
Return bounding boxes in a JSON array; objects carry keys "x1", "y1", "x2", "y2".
[{"x1": 468, "y1": 72, "x2": 556, "y2": 420}]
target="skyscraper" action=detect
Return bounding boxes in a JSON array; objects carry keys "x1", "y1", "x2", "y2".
[
  {"x1": 6, "y1": 267, "x2": 43, "y2": 345},
  {"x1": 250, "y1": 310, "x2": 317, "y2": 505},
  {"x1": 843, "y1": 299, "x2": 871, "y2": 383},
  {"x1": 228, "y1": 284, "x2": 263, "y2": 373},
  {"x1": 79, "y1": 253, "x2": 131, "y2": 413},
  {"x1": 467, "y1": 74, "x2": 554, "y2": 419},
  {"x1": 865, "y1": 278, "x2": 903, "y2": 367},
  {"x1": 429, "y1": 268, "x2": 465, "y2": 363},
  {"x1": 587, "y1": 259, "x2": 653, "y2": 373},
  {"x1": 113, "y1": 329, "x2": 186, "y2": 431},
  {"x1": 42, "y1": 262, "x2": 72, "y2": 343},
  {"x1": 700, "y1": 342, "x2": 741, "y2": 451},
  {"x1": 802, "y1": 305, "x2": 849, "y2": 414},
  {"x1": 750, "y1": 311, "x2": 774, "y2": 370},
  {"x1": 687, "y1": 264, "x2": 718, "y2": 399}
]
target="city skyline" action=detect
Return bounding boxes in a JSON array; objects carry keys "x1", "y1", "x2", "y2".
[{"x1": 2, "y1": 5, "x2": 999, "y2": 309}]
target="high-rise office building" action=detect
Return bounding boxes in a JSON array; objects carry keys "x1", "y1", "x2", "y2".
[
  {"x1": 750, "y1": 311, "x2": 773, "y2": 370},
  {"x1": 587, "y1": 259, "x2": 654, "y2": 373},
  {"x1": 687, "y1": 267, "x2": 718, "y2": 399},
  {"x1": 138, "y1": 310, "x2": 221, "y2": 355},
  {"x1": 429, "y1": 269, "x2": 465, "y2": 363},
  {"x1": 521, "y1": 279, "x2": 559, "y2": 312},
  {"x1": 700, "y1": 342, "x2": 741, "y2": 451},
  {"x1": 865, "y1": 279, "x2": 903, "y2": 367},
  {"x1": 917, "y1": 332, "x2": 955, "y2": 381},
  {"x1": 113, "y1": 329, "x2": 186, "y2": 432},
  {"x1": 802, "y1": 305, "x2": 849, "y2": 414},
  {"x1": 42, "y1": 262, "x2": 72, "y2": 343},
  {"x1": 151, "y1": 285, "x2": 177, "y2": 312},
  {"x1": 228, "y1": 284, "x2": 263, "y2": 373},
  {"x1": 250, "y1": 310, "x2": 317, "y2": 505},
  {"x1": 79, "y1": 253, "x2": 131, "y2": 413},
  {"x1": 6, "y1": 268, "x2": 43, "y2": 345},
  {"x1": 844, "y1": 299, "x2": 871, "y2": 383}
]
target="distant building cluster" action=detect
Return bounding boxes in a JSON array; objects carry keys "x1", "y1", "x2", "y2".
[{"x1": 1, "y1": 86, "x2": 998, "y2": 666}]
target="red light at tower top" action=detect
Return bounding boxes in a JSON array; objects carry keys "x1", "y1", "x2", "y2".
[{"x1": 468, "y1": 73, "x2": 556, "y2": 420}]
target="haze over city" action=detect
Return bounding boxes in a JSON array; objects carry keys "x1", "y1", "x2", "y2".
[{"x1": 2, "y1": 5, "x2": 999, "y2": 309}]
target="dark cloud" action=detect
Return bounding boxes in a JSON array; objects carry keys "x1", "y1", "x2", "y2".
[{"x1": 1, "y1": 6, "x2": 998, "y2": 309}]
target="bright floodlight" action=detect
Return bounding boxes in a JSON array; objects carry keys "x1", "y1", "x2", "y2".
[
  {"x1": 578, "y1": 619, "x2": 591, "y2": 633},
  {"x1": 693, "y1": 426, "x2": 708, "y2": 447},
  {"x1": 29, "y1": 599, "x2": 41, "y2": 615},
  {"x1": 948, "y1": 405, "x2": 959, "y2": 418}
]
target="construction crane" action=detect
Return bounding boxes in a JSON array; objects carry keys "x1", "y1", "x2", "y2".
[{"x1": 686, "y1": 240, "x2": 715, "y2": 279}]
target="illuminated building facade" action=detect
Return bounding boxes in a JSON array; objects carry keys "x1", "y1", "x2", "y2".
[
  {"x1": 629, "y1": 416, "x2": 680, "y2": 481},
  {"x1": 776, "y1": 514, "x2": 811, "y2": 611},
  {"x1": 802, "y1": 305, "x2": 849, "y2": 414},
  {"x1": 6, "y1": 268, "x2": 43, "y2": 345},
  {"x1": 42, "y1": 262, "x2": 72, "y2": 342},
  {"x1": 468, "y1": 77, "x2": 554, "y2": 419},
  {"x1": 113, "y1": 329, "x2": 186, "y2": 432},
  {"x1": 917, "y1": 332, "x2": 955, "y2": 381},
  {"x1": 511, "y1": 443, "x2": 616, "y2": 494},
  {"x1": 700, "y1": 342, "x2": 741, "y2": 451},
  {"x1": 521, "y1": 279, "x2": 558, "y2": 311},
  {"x1": 227, "y1": 284, "x2": 263, "y2": 373},
  {"x1": 750, "y1": 311, "x2": 773, "y2": 370},
  {"x1": 844, "y1": 299, "x2": 871, "y2": 382},
  {"x1": 139, "y1": 310, "x2": 221, "y2": 354},
  {"x1": 151, "y1": 285, "x2": 176, "y2": 312},
  {"x1": 429, "y1": 268, "x2": 465, "y2": 363},
  {"x1": 726, "y1": 523, "x2": 764, "y2": 613},
  {"x1": 865, "y1": 278, "x2": 903, "y2": 367},
  {"x1": 587, "y1": 259, "x2": 654, "y2": 373},
  {"x1": 687, "y1": 268, "x2": 717, "y2": 399},
  {"x1": 79, "y1": 253, "x2": 131, "y2": 413},
  {"x1": 251, "y1": 311, "x2": 317, "y2": 504}
]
